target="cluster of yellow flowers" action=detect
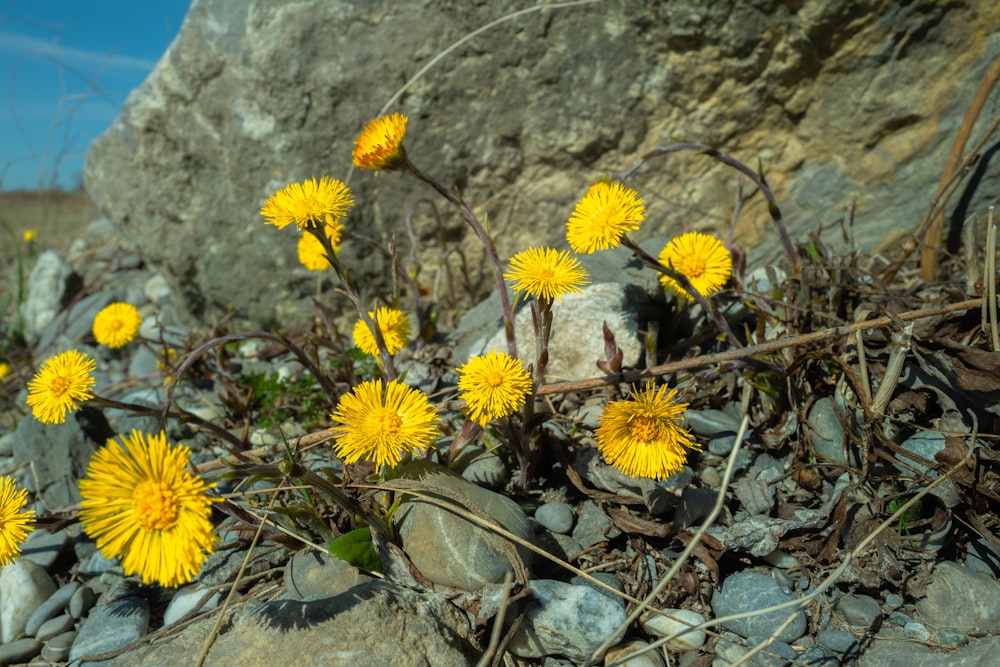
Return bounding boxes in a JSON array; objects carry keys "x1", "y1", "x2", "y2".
[{"x1": 6, "y1": 110, "x2": 735, "y2": 586}]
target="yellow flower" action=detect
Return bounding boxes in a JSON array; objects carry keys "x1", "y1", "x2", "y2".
[
  {"x1": 298, "y1": 221, "x2": 343, "y2": 271},
  {"x1": 331, "y1": 379, "x2": 439, "y2": 468},
  {"x1": 504, "y1": 247, "x2": 589, "y2": 303},
  {"x1": 457, "y1": 351, "x2": 533, "y2": 426},
  {"x1": 93, "y1": 302, "x2": 142, "y2": 348},
  {"x1": 0, "y1": 362, "x2": 10, "y2": 380},
  {"x1": 658, "y1": 231, "x2": 732, "y2": 300},
  {"x1": 594, "y1": 384, "x2": 700, "y2": 480},
  {"x1": 26, "y1": 349, "x2": 96, "y2": 424},
  {"x1": 0, "y1": 476, "x2": 35, "y2": 567},
  {"x1": 260, "y1": 176, "x2": 354, "y2": 231},
  {"x1": 352, "y1": 307, "x2": 412, "y2": 356},
  {"x1": 352, "y1": 113, "x2": 408, "y2": 171},
  {"x1": 566, "y1": 180, "x2": 645, "y2": 253},
  {"x1": 23, "y1": 230, "x2": 36, "y2": 242},
  {"x1": 78, "y1": 430, "x2": 219, "y2": 588}
]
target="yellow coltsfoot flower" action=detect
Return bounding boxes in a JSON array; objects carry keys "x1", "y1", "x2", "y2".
[
  {"x1": 26, "y1": 349, "x2": 97, "y2": 424},
  {"x1": 298, "y1": 221, "x2": 343, "y2": 270},
  {"x1": 352, "y1": 113, "x2": 409, "y2": 171},
  {"x1": 457, "y1": 351, "x2": 533, "y2": 426},
  {"x1": 566, "y1": 180, "x2": 645, "y2": 254},
  {"x1": 260, "y1": 176, "x2": 353, "y2": 231},
  {"x1": 0, "y1": 476, "x2": 35, "y2": 567},
  {"x1": 331, "y1": 379, "x2": 439, "y2": 469},
  {"x1": 93, "y1": 302, "x2": 142, "y2": 348},
  {"x1": 504, "y1": 247, "x2": 589, "y2": 303},
  {"x1": 594, "y1": 384, "x2": 700, "y2": 480},
  {"x1": 352, "y1": 307, "x2": 412, "y2": 357},
  {"x1": 658, "y1": 231, "x2": 732, "y2": 300},
  {"x1": 78, "y1": 430, "x2": 219, "y2": 588}
]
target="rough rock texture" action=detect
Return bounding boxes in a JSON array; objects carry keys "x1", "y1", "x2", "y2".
[{"x1": 85, "y1": 0, "x2": 1000, "y2": 329}]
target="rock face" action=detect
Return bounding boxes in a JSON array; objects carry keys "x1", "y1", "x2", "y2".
[{"x1": 85, "y1": 0, "x2": 1000, "y2": 329}]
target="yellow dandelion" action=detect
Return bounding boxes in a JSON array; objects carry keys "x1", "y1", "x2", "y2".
[
  {"x1": 331, "y1": 379, "x2": 439, "y2": 468},
  {"x1": 352, "y1": 112, "x2": 409, "y2": 171},
  {"x1": 504, "y1": 247, "x2": 589, "y2": 303},
  {"x1": 658, "y1": 231, "x2": 732, "y2": 300},
  {"x1": 352, "y1": 307, "x2": 412, "y2": 356},
  {"x1": 566, "y1": 180, "x2": 645, "y2": 254},
  {"x1": 0, "y1": 476, "x2": 35, "y2": 567},
  {"x1": 457, "y1": 351, "x2": 533, "y2": 426},
  {"x1": 93, "y1": 302, "x2": 142, "y2": 348},
  {"x1": 594, "y1": 384, "x2": 700, "y2": 480},
  {"x1": 26, "y1": 349, "x2": 96, "y2": 424},
  {"x1": 78, "y1": 430, "x2": 219, "y2": 588},
  {"x1": 260, "y1": 176, "x2": 354, "y2": 231},
  {"x1": 0, "y1": 362, "x2": 10, "y2": 380},
  {"x1": 298, "y1": 221, "x2": 343, "y2": 271},
  {"x1": 23, "y1": 230, "x2": 36, "y2": 242}
]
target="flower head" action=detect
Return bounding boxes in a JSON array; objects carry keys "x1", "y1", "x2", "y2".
[
  {"x1": 23, "y1": 230, "x2": 36, "y2": 243},
  {"x1": 26, "y1": 349, "x2": 96, "y2": 424},
  {"x1": 658, "y1": 231, "x2": 732, "y2": 300},
  {"x1": 298, "y1": 221, "x2": 343, "y2": 271},
  {"x1": 0, "y1": 362, "x2": 10, "y2": 381},
  {"x1": 566, "y1": 180, "x2": 645, "y2": 253},
  {"x1": 260, "y1": 176, "x2": 354, "y2": 231},
  {"x1": 594, "y1": 384, "x2": 700, "y2": 480},
  {"x1": 505, "y1": 247, "x2": 589, "y2": 303},
  {"x1": 0, "y1": 476, "x2": 35, "y2": 567},
  {"x1": 331, "y1": 379, "x2": 439, "y2": 468},
  {"x1": 352, "y1": 307, "x2": 412, "y2": 356},
  {"x1": 93, "y1": 302, "x2": 142, "y2": 348},
  {"x1": 352, "y1": 113, "x2": 409, "y2": 171},
  {"x1": 457, "y1": 351, "x2": 533, "y2": 426},
  {"x1": 78, "y1": 430, "x2": 219, "y2": 587}
]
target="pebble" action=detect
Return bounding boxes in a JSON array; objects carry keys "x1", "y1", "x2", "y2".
[
  {"x1": 40, "y1": 630, "x2": 76, "y2": 662},
  {"x1": 762, "y1": 549, "x2": 800, "y2": 569},
  {"x1": 508, "y1": 579, "x2": 628, "y2": 663},
  {"x1": 603, "y1": 639, "x2": 665, "y2": 666},
  {"x1": 745, "y1": 636, "x2": 797, "y2": 667},
  {"x1": 19, "y1": 528, "x2": 71, "y2": 570},
  {"x1": 24, "y1": 580, "x2": 79, "y2": 637},
  {"x1": 684, "y1": 408, "x2": 740, "y2": 438},
  {"x1": 535, "y1": 501, "x2": 576, "y2": 535},
  {"x1": 68, "y1": 596, "x2": 150, "y2": 662},
  {"x1": 282, "y1": 549, "x2": 373, "y2": 601},
  {"x1": 817, "y1": 629, "x2": 860, "y2": 654},
  {"x1": 572, "y1": 500, "x2": 622, "y2": 549},
  {"x1": 936, "y1": 626, "x2": 969, "y2": 646},
  {"x1": 883, "y1": 593, "x2": 903, "y2": 610},
  {"x1": 0, "y1": 638, "x2": 42, "y2": 665},
  {"x1": 797, "y1": 645, "x2": 839, "y2": 666},
  {"x1": 163, "y1": 583, "x2": 223, "y2": 626},
  {"x1": 459, "y1": 450, "x2": 508, "y2": 488},
  {"x1": 700, "y1": 466, "x2": 722, "y2": 488},
  {"x1": 895, "y1": 431, "x2": 946, "y2": 475},
  {"x1": 887, "y1": 610, "x2": 912, "y2": 627},
  {"x1": 0, "y1": 558, "x2": 57, "y2": 643},
  {"x1": 902, "y1": 621, "x2": 931, "y2": 641},
  {"x1": 69, "y1": 584, "x2": 98, "y2": 619},
  {"x1": 640, "y1": 608, "x2": 707, "y2": 651},
  {"x1": 712, "y1": 570, "x2": 807, "y2": 642},
  {"x1": 836, "y1": 592, "x2": 881, "y2": 627},
  {"x1": 35, "y1": 613, "x2": 75, "y2": 642},
  {"x1": 808, "y1": 397, "x2": 849, "y2": 466},
  {"x1": 915, "y1": 560, "x2": 1000, "y2": 633}
]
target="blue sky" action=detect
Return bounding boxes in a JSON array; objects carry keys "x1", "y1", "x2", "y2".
[{"x1": 0, "y1": 1, "x2": 191, "y2": 191}]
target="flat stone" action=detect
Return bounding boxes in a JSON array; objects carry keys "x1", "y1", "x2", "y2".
[
  {"x1": 818, "y1": 629, "x2": 861, "y2": 654},
  {"x1": 641, "y1": 608, "x2": 707, "y2": 651},
  {"x1": 40, "y1": 630, "x2": 76, "y2": 662},
  {"x1": 836, "y1": 592, "x2": 881, "y2": 627},
  {"x1": 508, "y1": 579, "x2": 628, "y2": 663},
  {"x1": 0, "y1": 559, "x2": 57, "y2": 643},
  {"x1": 712, "y1": 570, "x2": 807, "y2": 642},
  {"x1": 19, "y1": 529, "x2": 71, "y2": 570},
  {"x1": 69, "y1": 596, "x2": 150, "y2": 662},
  {"x1": 916, "y1": 561, "x2": 1000, "y2": 633},
  {"x1": 69, "y1": 584, "x2": 98, "y2": 619},
  {"x1": 163, "y1": 584, "x2": 222, "y2": 626},
  {"x1": 282, "y1": 549, "x2": 373, "y2": 601},
  {"x1": 808, "y1": 397, "x2": 848, "y2": 465},
  {"x1": 603, "y1": 640, "x2": 665, "y2": 667},
  {"x1": 572, "y1": 500, "x2": 621, "y2": 549},
  {"x1": 0, "y1": 637, "x2": 42, "y2": 665},
  {"x1": 25, "y1": 580, "x2": 79, "y2": 637},
  {"x1": 535, "y1": 501, "x2": 575, "y2": 535},
  {"x1": 35, "y1": 613, "x2": 75, "y2": 642}
]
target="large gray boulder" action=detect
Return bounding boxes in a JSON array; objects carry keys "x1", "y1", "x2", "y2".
[{"x1": 85, "y1": 0, "x2": 1000, "y2": 329}]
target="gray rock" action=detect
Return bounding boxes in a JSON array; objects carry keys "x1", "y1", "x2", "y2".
[
  {"x1": 19, "y1": 250, "x2": 82, "y2": 343},
  {"x1": 112, "y1": 580, "x2": 479, "y2": 667},
  {"x1": 69, "y1": 596, "x2": 150, "y2": 662},
  {"x1": 24, "y1": 581, "x2": 79, "y2": 637},
  {"x1": 712, "y1": 570, "x2": 807, "y2": 642},
  {"x1": 937, "y1": 627, "x2": 970, "y2": 647},
  {"x1": 40, "y1": 630, "x2": 76, "y2": 662},
  {"x1": 884, "y1": 593, "x2": 904, "y2": 610},
  {"x1": 808, "y1": 397, "x2": 849, "y2": 466},
  {"x1": 395, "y1": 461, "x2": 533, "y2": 590},
  {"x1": 282, "y1": 549, "x2": 373, "y2": 601},
  {"x1": 797, "y1": 645, "x2": 839, "y2": 666},
  {"x1": 0, "y1": 559, "x2": 57, "y2": 643},
  {"x1": 640, "y1": 608, "x2": 707, "y2": 651},
  {"x1": 836, "y1": 592, "x2": 881, "y2": 627},
  {"x1": 69, "y1": 584, "x2": 98, "y2": 619},
  {"x1": 903, "y1": 621, "x2": 932, "y2": 641},
  {"x1": 817, "y1": 630, "x2": 860, "y2": 654},
  {"x1": 460, "y1": 450, "x2": 508, "y2": 489},
  {"x1": 20, "y1": 528, "x2": 71, "y2": 570},
  {"x1": 35, "y1": 613, "x2": 75, "y2": 642},
  {"x1": 684, "y1": 408, "x2": 741, "y2": 438},
  {"x1": 508, "y1": 579, "x2": 628, "y2": 663},
  {"x1": 896, "y1": 431, "x2": 947, "y2": 475},
  {"x1": 860, "y1": 634, "x2": 1000, "y2": 667},
  {"x1": 745, "y1": 636, "x2": 797, "y2": 667},
  {"x1": 572, "y1": 500, "x2": 621, "y2": 549},
  {"x1": 0, "y1": 638, "x2": 42, "y2": 665},
  {"x1": 603, "y1": 640, "x2": 666, "y2": 667},
  {"x1": 162, "y1": 584, "x2": 222, "y2": 626},
  {"x1": 916, "y1": 561, "x2": 1000, "y2": 633},
  {"x1": 535, "y1": 501, "x2": 575, "y2": 535},
  {"x1": 12, "y1": 407, "x2": 112, "y2": 510}
]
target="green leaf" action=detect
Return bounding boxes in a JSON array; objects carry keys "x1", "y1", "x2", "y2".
[{"x1": 328, "y1": 526, "x2": 382, "y2": 573}]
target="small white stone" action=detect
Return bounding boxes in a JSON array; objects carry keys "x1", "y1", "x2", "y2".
[
  {"x1": 641, "y1": 608, "x2": 707, "y2": 651},
  {"x1": 604, "y1": 640, "x2": 666, "y2": 666},
  {"x1": 163, "y1": 584, "x2": 221, "y2": 626}
]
